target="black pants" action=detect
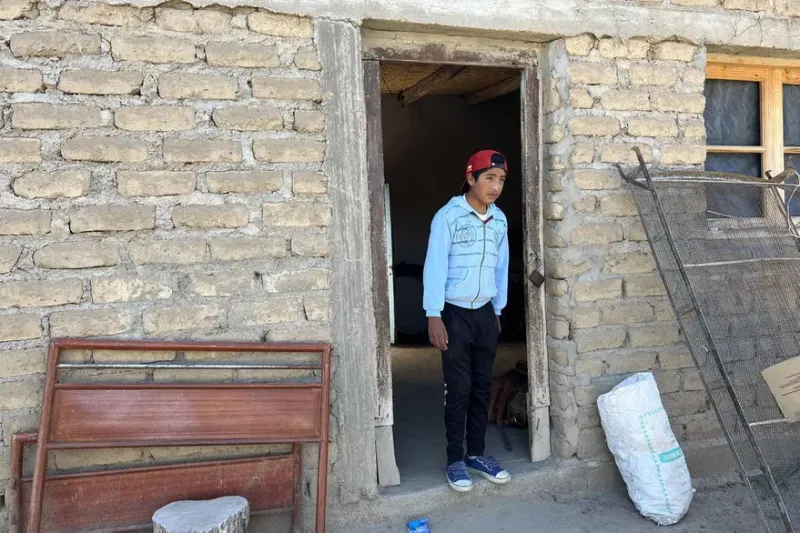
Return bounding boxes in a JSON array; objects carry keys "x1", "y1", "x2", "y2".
[{"x1": 441, "y1": 303, "x2": 499, "y2": 465}]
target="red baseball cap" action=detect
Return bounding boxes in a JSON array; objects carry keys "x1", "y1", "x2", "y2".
[{"x1": 463, "y1": 150, "x2": 508, "y2": 191}]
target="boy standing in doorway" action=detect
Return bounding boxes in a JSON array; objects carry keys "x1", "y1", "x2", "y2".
[{"x1": 423, "y1": 150, "x2": 511, "y2": 492}]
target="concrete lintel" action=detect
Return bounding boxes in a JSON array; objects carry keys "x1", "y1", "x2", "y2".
[{"x1": 318, "y1": 19, "x2": 380, "y2": 504}]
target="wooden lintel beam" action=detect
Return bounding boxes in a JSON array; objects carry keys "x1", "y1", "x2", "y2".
[
  {"x1": 465, "y1": 74, "x2": 521, "y2": 106},
  {"x1": 398, "y1": 65, "x2": 467, "y2": 105}
]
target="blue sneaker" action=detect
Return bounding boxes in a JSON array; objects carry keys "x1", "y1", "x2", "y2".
[
  {"x1": 465, "y1": 456, "x2": 511, "y2": 484},
  {"x1": 445, "y1": 461, "x2": 474, "y2": 492}
]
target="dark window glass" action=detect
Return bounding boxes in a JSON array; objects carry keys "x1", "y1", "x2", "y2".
[
  {"x1": 705, "y1": 153, "x2": 763, "y2": 217},
  {"x1": 784, "y1": 85, "x2": 800, "y2": 146},
  {"x1": 705, "y1": 80, "x2": 761, "y2": 146},
  {"x1": 784, "y1": 154, "x2": 800, "y2": 216}
]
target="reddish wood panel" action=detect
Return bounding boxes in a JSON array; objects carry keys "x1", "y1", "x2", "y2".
[
  {"x1": 49, "y1": 387, "x2": 322, "y2": 444},
  {"x1": 19, "y1": 456, "x2": 295, "y2": 533}
]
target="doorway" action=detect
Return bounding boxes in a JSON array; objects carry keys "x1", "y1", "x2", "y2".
[{"x1": 364, "y1": 57, "x2": 547, "y2": 490}]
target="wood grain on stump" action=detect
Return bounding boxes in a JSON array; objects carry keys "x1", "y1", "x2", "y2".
[{"x1": 153, "y1": 496, "x2": 249, "y2": 533}]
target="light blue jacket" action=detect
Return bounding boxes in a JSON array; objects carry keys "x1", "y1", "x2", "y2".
[{"x1": 423, "y1": 195, "x2": 509, "y2": 317}]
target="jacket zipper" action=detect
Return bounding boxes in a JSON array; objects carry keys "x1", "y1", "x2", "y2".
[{"x1": 471, "y1": 216, "x2": 489, "y2": 308}]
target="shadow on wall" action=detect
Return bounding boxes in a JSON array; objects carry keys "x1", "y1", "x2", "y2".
[{"x1": 381, "y1": 91, "x2": 524, "y2": 344}]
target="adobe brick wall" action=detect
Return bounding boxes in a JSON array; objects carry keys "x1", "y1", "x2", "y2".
[{"x1": 0, "y1": 1, "x2": 331, "y2": 524}]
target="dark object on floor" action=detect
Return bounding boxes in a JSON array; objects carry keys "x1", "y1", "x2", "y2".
[
  {"x1": 489, "y1": 361, "x2": 528, "y2": 451},
  {"x1": 620, "y1": 148, "x2": 800, "y2": 533},
  {"x1": 13, "y1": 338, "x2": 332, "y2": 533}
]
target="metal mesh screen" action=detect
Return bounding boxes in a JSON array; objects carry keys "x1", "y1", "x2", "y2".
[{"x1": 624, "y1": 153, "x2": 800, "y2": 532}]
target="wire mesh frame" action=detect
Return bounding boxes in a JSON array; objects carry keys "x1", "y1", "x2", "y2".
[{"x1": 618, "y1": 148, "x2": 795, "y2": 533}]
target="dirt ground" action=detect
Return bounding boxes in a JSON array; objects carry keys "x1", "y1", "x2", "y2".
[{"x1": 354, "y1": 484, "x2": 763, "y2": 533}]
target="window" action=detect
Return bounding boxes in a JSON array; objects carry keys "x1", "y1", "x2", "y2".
[{"x1": 705, "y1": 56, "x2": 800, "y2": 217}]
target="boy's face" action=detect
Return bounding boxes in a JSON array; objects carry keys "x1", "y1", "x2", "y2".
[{"x1": 468, "y1": 168, "x2": 506, "y2": 205}]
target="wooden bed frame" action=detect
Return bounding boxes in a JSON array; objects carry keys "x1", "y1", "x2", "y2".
[{"x1": 9, "y1": 338, "x2": 331, "y2": 533}]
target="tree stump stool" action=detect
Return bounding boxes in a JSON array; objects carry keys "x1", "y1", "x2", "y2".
[{"x1": 153, "y1": 496, "x2": 249, "y2": 533}]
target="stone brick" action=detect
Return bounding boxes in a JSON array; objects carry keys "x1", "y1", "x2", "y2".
[
  {"x1": 118, "y1": 171, "x2": 195, "y2": 196},
  {"x1": 684, "y1": 411, "x2": 722, "y2": 441},
  {"x1": 163, "y1": 139, "x2": 242, "y2": 163},
  {"x1": 0, "y1": 280, "x2": 82, "y2": 309},
  {"x1": 570, "y1": 89, "x2": 594, "y2": 109},
  {"x1": 11, "y1": 32, "x2": 100, "y2": 57},
  {"x1": 291, "y1": 235, "x2": 329, "y2": 257},
  {"x1": 654, "y1": 93, "x2": 706, "y2": 113},
  {"x1": 627, "y1": 39, "x2": 651, "y2": 59},
  {"x1": 0, "y1": 209, "x2": 50, "y2": 235},
  {"x1": 546, "y1": 279, "x2": 569, "y2": 297},
  {"x1": 232, "y1": 299, "x2": 304, "y2": 326},
  {"x1": 59, "y1": 1, "x2": 144, "y2": 26},
  {"x1": 625, "y1": 274, "x2": 667, "y2": 297},
  {"x1": 682, "y1": 69, "x2": 705, "y2": 90},
  {"x1": 599, "y1": 194, "x2": 638, "y2": 217},
  {"x1": 574, "y1": 327, "x2": 627, "y2": 353},
  {"x1": 262, "y1": 268, "x2": 328, "y2": 293},
  {"x1": 294, "y1": 110, "x2": 325, "y2": 133},
  {"x1": 143, "y1": 305, "x2": 222, "y2": 334},
  {"x1": 304, "y1": 296, "x2": 330, "y2": 322},
  {"x1": 661, "y1": 144, "x2": 706, "y2": 165},
  {"x1": 544, "y1": 124, "x2": 565, "y2": 144},
  {"x1": 571, "y1": 222, "x2": 623, "y2": 245},
  {"x1": 129, "y1": 239, "x2": 206, "y2": 264},
  {"x1": 672, "y1": 0, "x2": 717, "y2": 5},
  {"x1": 252, "y1": 77, "x2": 322, "y2": 101},
  {"x1": 598, "y1": 38, "x2": 627, "y2": 58},
  {"x1": 604, "y1": 251, "x2": 655, "y2": 274},
  {"x1": 628, "y1": 118, "x2": 678, "y2": 137},
  {"x1": 723, "y1": 0, "x2": 769, "y2": 10},
  {"x1": 0, "y1": 67, "x2": 43, "y2": 92},
  {"x1": 0, "y1": 0, "x2": 34, "y2": 19},
  {"x1": 158, "y1": 73, "x2": 237, "y2": 100},
  {"x1": 209, "y1": 237, "x2": 287, "y2": 260},
  {"x1": 567, "y1": 64, "x2": 617, "y2": 85},
  {"x1": 212, "y1": 106, "x2": 282, "y2": 131},
  {"x1": 115, "y1": 106, "x2": 194, "y2": 131},
  {"x1": 548, "y1": 257, "x2": 592, "y2": 279},
  {"x1": 605, "y1": 352, "x2": 658, "y2": 375},
  {"x1": 575, "y1": 357, "x2": 605, "y2": 375},
  {"x1": 653, "y1": 42, "x2": 697, "y2": 62},
  {"x1": 575, "y1": 279, "x2": 623, "y2": 302},
  {"x1": 601, "y1": 302, "x2": 655, "y2": 324},
  {"x1": 654, "y1": 369, "x2": 681, "y2": 393},
  {"x1": 578, "y1": 405, "x2": 601, "y2": 429},
  {"x1": 564, "y1": 34, "x2": 595, "y2": 56},
  {"x1": 207, "y1": 171, "x2": 282, "y2": 194},
  {"x1": 59, "y1": 70, "x2": 142, "y2": 95},
  {"x1": 192, "y1": 272, "x2": 259, "y2": 297},
  {"x1": 266, "y1": 326, "x2": 331, "y2": 342},
  {"x1": 571, "y1": 307, "x2": 601, "y2": 330},
  {"x1": 628, "y1": 323, "x2": 681, "y2": 347},
  {"x1": 53, "y1": 448, "x2": 143, "y2": 470},
  {"x1": 93, "y1": 349, "x2": 175, "y2": 363},
  {"x1": 544, "y1": 202, "x2": 565, "y2": 221},
  {"x1": 254, "y1": 139, "x2": 325, "y2": 163},
  {"x1": 263, "y1": 203, "x2": 330, "y2": 227},
  {"x1": 0, "y1": 314, "x2": 41, "y2": 341},
  {"x1": 205, "y1": 42, "x2": 279, "y2": 68},
  {"x1": 0, "y1": 138, "x2": 41, "y2": 163},
  {"x1": 14, "y1": 103, "x2": 103, "y2": 131},
  {"x1": 568, "y1": 116, "x2": 620, "y2": 136},
  {"x1": 681, "y1": 368, "x2": 705, "y2": 391},
  {"x1": 658, "y1": 346, "x2": 695, "y2": 370},
  {"x1": 570, "y1": 143, "x2": 595, "y2": 165},
  {"x1": 573, "y1": 170, "x2": 621, "y2": 190},
  {"x1": 156, "y1": 8, "x2": 231, "y2": 33},
  {"x1": 247, "y1": 11, "x2": 312, "y2": 37},
  {"x1": 292, "y1": 172, "x2": 327, "y2": 194},
  {"x1": 50, "y1": 309, "x2": 132, "y2": 337},
  {"x1": 629, "y1": 65, "x2": 678, "y2": 87},
  {"x1": 574, "y1": 196, "x2": 597, "y2": 213},
  {"x1": 549, "y1": 318, "x2": 570, "y2": 339},
  {"x1": 34, "y1": 242, "x2": 120, "y2": 269},
  {"x1": 62, "y1": 137, "x2": 148, "y2": 163},
  {"x1": 112, "y1": 36, "x2": 196, "y2": 63},
  {"x1": 600, "y1": 90, "x2": 650, "y2": 111},
  {"x1": 662, "y1": 391, "x2": 707, "y2": 417},
  {"x1": 70, "y1": 206, "x2": 155, "y2": 233},
  {"x1": 2, "y1": 411, "x2": 41, "y2": 444},
  {"x1": 0, "y1": 379, "x2": 43, "y2": 410},
  {"x1": 0, "y1": 245, "x2": 21, "y2": 273},
  {"x1": 14, "y1": 171, "x2": 90, "y2": 199},
  {"x1": 92, "y1": 278, "x2": 172, "y2": 303},
  {"x1": 600, "y1": 144, "x2": 653, "y2": 164},
  {"x1": 172, "y1": 205, "x2": 249, "y2": 229},
  {"x1": 294, "y1": 48, "x2": 321, "y2": 70},
  {"x1": 0, "y1": 349, "x2": 45, "y2": 378},
  {"x1": 575, "y1": 382, "x2": 617, "y2": 407},
  {"x1": 628, "y1": 222, "x2": 647, "y2": 241},
  {"x1": 682, "y1": 119, "x2": 706, "y2": 139}
]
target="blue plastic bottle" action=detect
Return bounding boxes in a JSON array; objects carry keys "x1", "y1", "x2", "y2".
[{"x1": 407, "y1": 518, "x2": 430, "y2": 533}]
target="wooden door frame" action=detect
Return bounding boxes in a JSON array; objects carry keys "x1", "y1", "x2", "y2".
[{"x1": 362, "y1": 39, "x2": 549, "y2": 487}]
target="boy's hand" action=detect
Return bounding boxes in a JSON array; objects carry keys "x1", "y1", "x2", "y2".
[{"x1": 428, "y1": 317, "x2": 449, "y2": 351}]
